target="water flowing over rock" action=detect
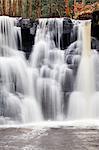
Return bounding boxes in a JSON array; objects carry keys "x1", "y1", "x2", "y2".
[
  {"x1": 67, "y1": 20, "x2": 99, "y2": 120},
  {"x1": 16, "y1": 17, "x2": 73, "y2": 58},
  {"x1": 0, "y1": 16, "x2": 43, "y2": 124},
  {"x1": 0, "y1": 16, "x2": 99, "y2": 125}
]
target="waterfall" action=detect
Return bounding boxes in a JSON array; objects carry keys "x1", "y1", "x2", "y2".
[
  {"x1": 0, "y1": 16, "x2": 99, "y2": 125},
  {"x1": 0, "y1": 16, "x2": 73, "y2": 124},
  {"x1": 76, "y1": 21, "x2": 95, "y2": 96},
  {"x1": 0, "y1": 16, "x2": 43, "y2": 124},
  {"x1": 30, "y1": 18, "x2": 67, "y2": 120},
  {"x1": 67, "y1": 21, "x2": 99, "y2": 120}
]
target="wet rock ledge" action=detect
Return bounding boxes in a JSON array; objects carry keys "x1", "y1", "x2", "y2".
[
  {"x1": 16, "y1": 18, "x2": 74, "y2": 58},
  {"x1": 16, "y1": 11, "x2": 99, "y2": 58}
]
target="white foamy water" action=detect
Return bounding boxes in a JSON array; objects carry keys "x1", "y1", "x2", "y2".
[
  {"x1": 0, "y1": 17, "x2": 68, "y2": 124},
  {"x1": 0, "y1": 16, "x2": 43, "y2": 125},
  {"x1": 67, "y1": 21, "x2": 99, "y2": 121},
  {"x1": 0, "y1": 16, "x2": 99, "y2": 126},
  {"x1": 30, "y1": 18, "x2": 67, "y2": 121}
]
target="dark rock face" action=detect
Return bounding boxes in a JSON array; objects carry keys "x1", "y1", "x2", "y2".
[
  {"x1": 21, "y1": 28, "x2": 34, "y2": 59},
  {"x1": 60, "y1": 18, "x2": 73, "y2": 49},
  {"x1": 92, "y1": 10, "x2": 99, "y2": 40},
  {"x1": 91, "y1": 37, "x2": 99, "y2": 51},
  {"x1": 61, "y1": 68, "x2": 74, "y2": 93},
  {"x1": 17, "y1": 18, "x2": 73, "y2": 58},
  {"x1": 17, "y1": 16, "x2": 99, "y2": 58},
  {"x1": 17, "y1": 18, "x2": 38, "y2": 58},
  {"x1": 17, "y1": 18, "x2": 34, "y2": 28}
]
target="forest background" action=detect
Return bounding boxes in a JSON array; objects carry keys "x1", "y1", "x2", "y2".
[{"x1": 0, "y1": 0, "x2": 98, "y2": 19}]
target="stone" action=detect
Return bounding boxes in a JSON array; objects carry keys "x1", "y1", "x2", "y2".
[
  {"x1": 16, "y1": 17, "x2": 99, "y2": 58},
  {"x1": 17, "y1": 18, "x2": 38, "y2": 58},
  {"x1": 92, "y1": 10, "x2": 99, "y2": 40},
  {"x1": 17, "y1": 17, "x2": 73, "y2": 53},
  {"x1": 60, "y1": 18, "x2": 73, "y2": 49}
]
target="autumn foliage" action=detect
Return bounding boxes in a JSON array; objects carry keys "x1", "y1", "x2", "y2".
[
  {"x1": 64, "y1": 0, "x2": 98, "y2": 19},
  {"x1": 74, "y1": 2, "x2": 99, "y2": 19},
  {"x1": 0, "y1": 0, "x2": 98, "y2": 19},
  {"x1": 64, "y1": 0, "x2": 69, "y2": 16},
  {"x1": 0, "y1": 0, "x2": 27, "y2": 16}
]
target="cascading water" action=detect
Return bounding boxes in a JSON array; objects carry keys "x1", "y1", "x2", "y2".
[
  {"x1": 0, "y1": 16, "x2": 99, "y2": 125},
  {"x1": 0, "y1": 16, "x2": 73, "y2": 124},
  {"x1": 30, "y1": 18, "x2": 73, "y2": 120},
  {"x1": 0, "y1": 16, "x2": 43, "y2": 124},
  {"x1": 67, "y1": 20, "x2": 99, "y2": 120}
]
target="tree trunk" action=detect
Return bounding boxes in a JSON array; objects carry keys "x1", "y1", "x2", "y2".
[
  {"x1": 74, "y1": 0, "x2": 76, "y2": 16},
  {"x1": 18, "y1": 0, "x2": 22, "y2": 16},
  {"x1": 64, "y1": 0, "x2": 69, "y2": 16},
  {"x1": 8, "y1": 0, "x2": 13, "y2": 16},
  {"x1": 13, "y1": 0, "x2": 17, "y2": 16},
  {"x1": 28, "y1": 0, "x2": 32, "y2": 18},
  {"x1": 0, "y1": 0, "x2": 2, "y2": 15},
  {"x1": 49, "y1": 2, "x2": 52, "y2": 17},
  {"x1": 35, "y1": 0, "x2": 41, "y2": 18},
  {"x1": 2, "y1": 0, "x2": 7, "y2": 15}
]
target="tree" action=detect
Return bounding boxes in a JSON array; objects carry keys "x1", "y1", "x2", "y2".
[
  {"x1": 9, "y1": 0, "x2": 12, "y2": 16},
  {"x1": 13, "y1": 0, "x2": 17, "y2": 16},
  {"x1": 0, "y1": 0, "x2": 97, "y2": 18},
  {"x1": 0, "y1": 0, "x2": 2, "y2": 15},
  {"x1": 18, "y1": 0, "x2": 23, "y2": 16},
  {"x1": 28, "y1": 0, "x2": 32, "y2": 18},
  {"x1": 64, "y1": 0, "x2": 70, "y2": 16},
  {"x1": 2, "y1": 0, "x2": 7, "y2": 15},
  {"x1": 35, "y1": 0, "x2": 41, "y2": 18},
  {"x1": 41, "y1": 0, "x2": 65, "y2": 17}
]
